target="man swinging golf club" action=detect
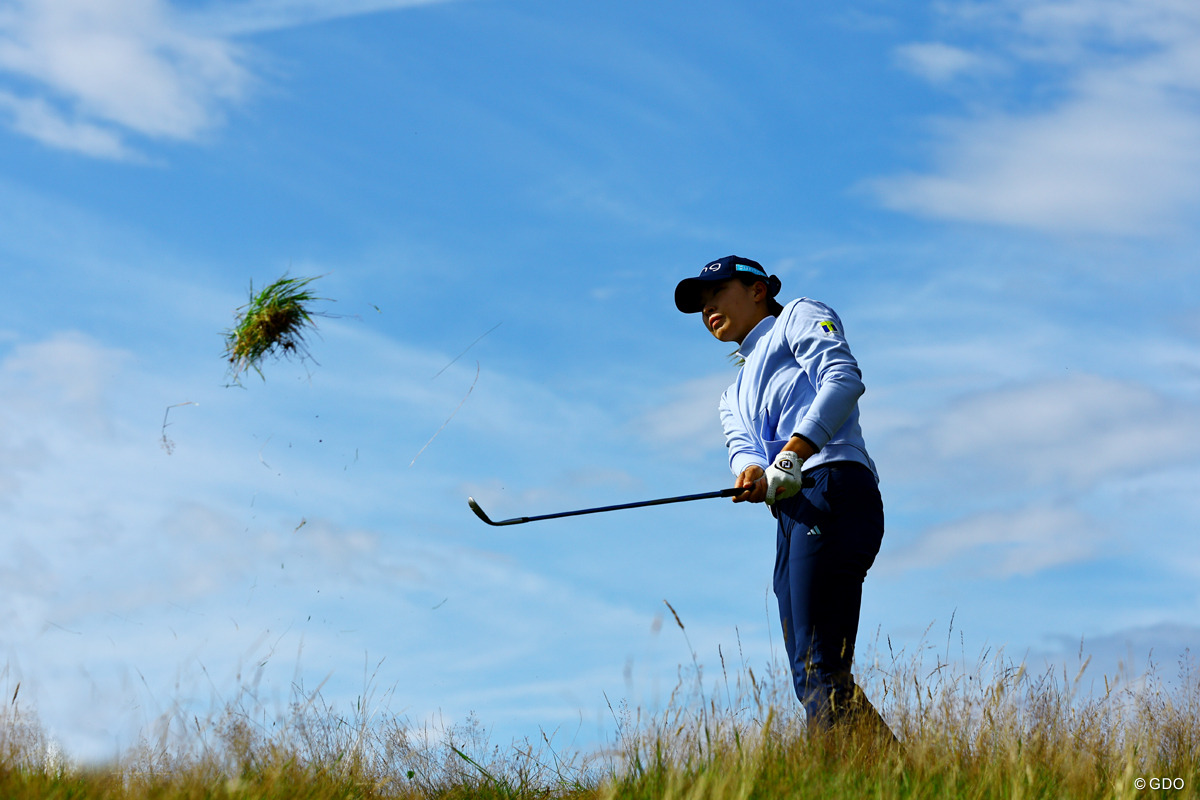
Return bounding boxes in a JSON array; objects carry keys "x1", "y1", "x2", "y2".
[{"x1": 675, "y1": 255, "x2": 894, "y2": 743}]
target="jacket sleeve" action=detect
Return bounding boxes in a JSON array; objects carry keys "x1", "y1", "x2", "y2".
[
  {"x1": 720, "y1": 386, "x2": 768, "y2": 479},
  {"x1": 782, "y1": 302, "x2": 865, "y2": 449},
  {"x1": 719, "y1": 385, "x2": 769, "y2": 477}
]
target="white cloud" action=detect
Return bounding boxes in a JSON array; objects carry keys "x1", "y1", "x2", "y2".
[
  {"x1": 632, "y1": 372, "x2": 736, "y2": 459},
  {"x1": 988, "y1": 0, "x2": 1200, "y2": 61},
  {"x1": 1031, "y1": 621, "x2": 1200, "y2": 685},
  {"x1": 869, "y1": 0, "x2": 1200, "y2": 234},
  {"x1": 885, "y1": 372, "x2": 1200, "y2": 493},
  {"x1": 0, "y1": 91, "x2": 132, "y2": 158},
  {"x1": 884, "y1": 504, "x2": 1100, "y2": 576},
  {"x1": 0, "y1": 0, "x2": 250, "y2": 157},
  {"x1": 193, "y1": 0, "x2": 454, "y2": 36},
  {"x1": 0, "y1": 331, "x2": 132, "y2": 441},
  {"x1": 0, "y1": 0, "x2": 466, "y2": 158},
  {"x1": 868, "y1": 87, "x2": 1200, "y2": 234},
  {"x1": 894, "y1": 42, "x2": 995, "y2": 84},
  {"x1": 873, "y1": 369, "x2": 1200, "y2": 581}
]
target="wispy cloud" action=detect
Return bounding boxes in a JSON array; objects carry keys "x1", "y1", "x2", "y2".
[
  {"x1": 193, "y1": 0, "x2": 455, "y2": 36},
  {"x1": 1031, "y1": 622, "x2": 1200, "y2": 685},
  {"x1": 893, "y1": 42, "x2": 998, "y2": 84},
  {"x1": 0, "y1": 0, "x2": 250, "y2": 158},
  {"x1": 0, "y1": 0, "x2": 457, "y2": 159},
  {"x1": 867, "y1": 0, "x2": 1200, "y2": 234},
  {"x1": 633, "y1": 372, "x2": 736, "y2": 459},
  {"x1": 884, "y1": 504, "x2": 1102, "y2": 577},
  {"x1": 0, "y1": 91, "x2": 133, "y2": 158},
  {"x1": 883, "y1": 372, "x2": 1200, "y2": 494},
  {"x1": 0, "y1": 330, "x2": 131, "y2": 440}
]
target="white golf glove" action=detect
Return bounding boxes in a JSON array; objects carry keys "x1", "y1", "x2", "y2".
[{"x1": 764, "y1": 449, "x2": 805, "y2": 506}]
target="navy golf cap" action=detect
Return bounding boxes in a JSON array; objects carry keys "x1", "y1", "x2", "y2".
[{"x1": 674, "y1": 255, "x2": 781, "y2": 313}]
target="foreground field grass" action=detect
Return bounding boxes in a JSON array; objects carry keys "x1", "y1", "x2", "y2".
[{"x1": 3, "y1": 643, "x2": 1197, "y2": 799}]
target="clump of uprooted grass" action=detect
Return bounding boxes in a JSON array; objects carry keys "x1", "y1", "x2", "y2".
[
  {"x1": 2, "y1": 637, "x2": 1197, "y2": 799},
  {"x1": 223, "y1": 273, "x2": 328, "y2": 384}
]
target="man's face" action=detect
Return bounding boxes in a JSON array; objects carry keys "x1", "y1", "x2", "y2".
[{"x1": 697, "y1": 279, "x2": 766, "y2": 344}]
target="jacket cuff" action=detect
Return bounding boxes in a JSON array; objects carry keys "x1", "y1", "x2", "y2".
[
  {"x1": 730, "y1": 453, "x2": 769, "y2": 477},
  {"x1": 793, "y1": 419, "x2": 832, "y2": 450}
]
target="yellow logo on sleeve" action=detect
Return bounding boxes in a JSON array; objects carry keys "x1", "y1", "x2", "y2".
[{"x1": 819, "y1": 320, "x2": 839, "y2": 335}]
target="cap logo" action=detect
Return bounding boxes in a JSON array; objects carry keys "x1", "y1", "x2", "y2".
[
  {"x1": 701, "y1": 262, "x2": 723, "y2": 274},
  {"x1": 735, "y1": 264, "x2": 767, "y2": 278}
]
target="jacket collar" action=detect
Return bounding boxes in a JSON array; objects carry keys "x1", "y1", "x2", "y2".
[{"x1": 735, "y1": 314, "x2": 776, "y2": 361}]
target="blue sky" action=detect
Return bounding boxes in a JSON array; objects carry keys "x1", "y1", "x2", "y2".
[{"x1": 2, "y1": 0, "x2": 1199, "y2": 762}]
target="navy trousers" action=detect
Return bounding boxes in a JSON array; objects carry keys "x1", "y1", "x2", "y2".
[{"x1": 772, "y1": 461, "x2": 888, "y2": 733}]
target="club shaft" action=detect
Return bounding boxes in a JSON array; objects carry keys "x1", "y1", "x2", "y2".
[
  {"x1": 469, "y1": 476, "x2": 817, "y2": 526},
  {"x1": 513, "y1": 487, "x2": 744, "y2": 523}
]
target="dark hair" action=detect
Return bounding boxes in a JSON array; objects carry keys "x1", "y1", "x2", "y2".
[{"x1": 735, "y1": 274, "x2": 785, "y2": 317}]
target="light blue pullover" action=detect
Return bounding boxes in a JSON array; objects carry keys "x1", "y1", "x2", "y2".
[{"x1": 719, "y1": 298, "x2": 878, "y2": 481}]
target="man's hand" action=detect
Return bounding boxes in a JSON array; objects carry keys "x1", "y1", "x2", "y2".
[
  {"x1": 733, "y1": 465, "x2": 767, "y2": 503},
  {"x1": 764, "y1": 449, "x2": 805, "y2": 505}
]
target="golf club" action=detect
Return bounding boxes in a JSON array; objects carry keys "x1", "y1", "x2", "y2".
[{"x1": 467, "y1": 476, "x2": 816, "y2": 527}]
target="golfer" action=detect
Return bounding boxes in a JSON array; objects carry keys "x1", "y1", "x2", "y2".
[{"x1": 675, "y1": 255, "x2": 892, "y2": 739}]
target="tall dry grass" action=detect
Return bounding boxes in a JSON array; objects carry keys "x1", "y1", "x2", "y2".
[
  {"x1": 1, "y1": 670, "x2": 597, "y2": 799},
  {"x1": 2, "y1": 631, "x2": 1196, "y2": 798},
  {"x1": 601, "y1": 626, "x2": 1198, "y2": 799}
]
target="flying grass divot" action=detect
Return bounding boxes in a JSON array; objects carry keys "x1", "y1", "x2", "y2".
[{"x1": 223, "y1": 274, "x2": 328, "y2": 384}]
